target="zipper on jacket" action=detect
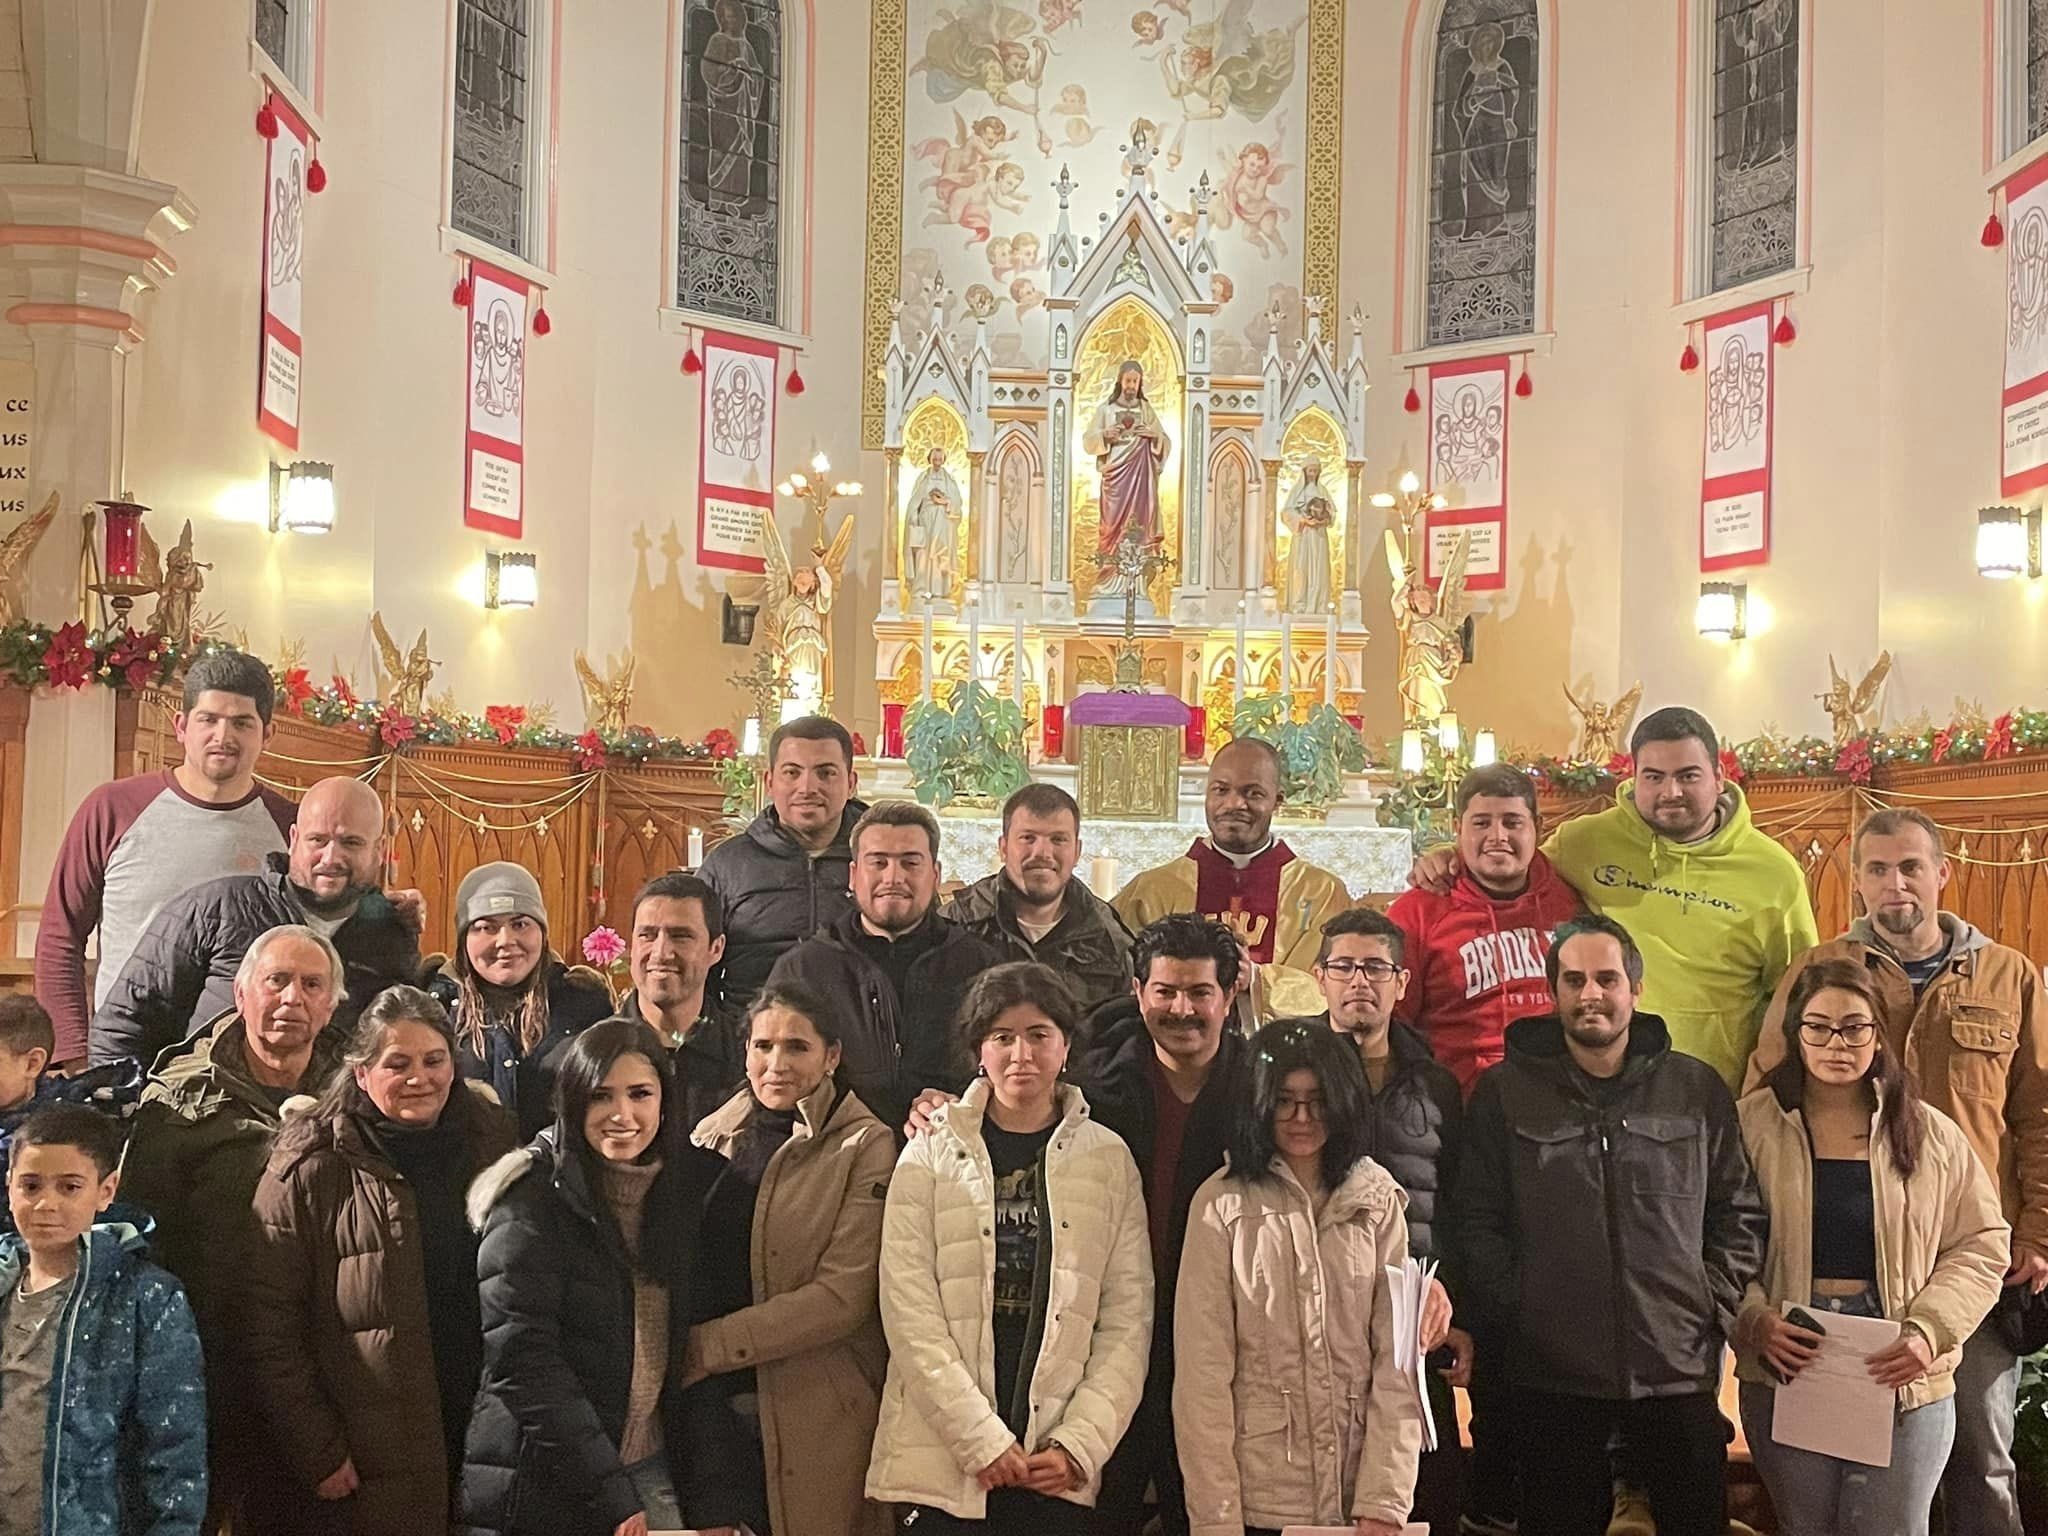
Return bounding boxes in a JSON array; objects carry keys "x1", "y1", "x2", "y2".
[
  {"x1": 1279, "y1": 1385, "x2": 1297, "y2": 1465},
  {"x1": 44, "y1": 1235, "x2": 93, "y2": 1536},
  {"x1": 1598, "y1": 1119, "x2": 1630, "y2": 1393}
]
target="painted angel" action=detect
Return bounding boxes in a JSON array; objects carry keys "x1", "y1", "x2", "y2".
[
  {"x1": 1214, "y1": 122, "x2": 1291, "y2": 255},
  {"x1": 1384, "y1": 526, "x2": 1472, "y2": 726},
  {"x1": 1820, "y1": 652, "x2": 1893, "y2": 745},
  {"x1": 1161, "y1": 0, "x2": 1305, "y2": 124},
  {"x1": 0, "y1": 491, "x2": 57, "y2": 627},
  {"x1": 760, "y1": 503, "x2": 855, "y2": 711},
  {"x1": 370, "y1": 611, "x2": 437, "y2": 717},
  {"x1": 1563, "y1": 680, "x2": 1644, "y2": 763},
  {"x1": 914, "y1": 111, "x2": 1013, "y2": 207},
  {"x1": 575, "y1": 649, "x2": 637, "y2": 736}
]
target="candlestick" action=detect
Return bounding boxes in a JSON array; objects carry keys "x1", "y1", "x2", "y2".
[
  {"x1": 1400, "y1": 729, "x2": 1424, "y2": 773},
  {"x1": 1323, "y1": 606, "x2": 1338, "y2": 707},
  {"x1": 1011, "y1": 609, "x2": 1026, "y2": 709},
  {"x1": 1437, "y1": 711, "x2": 1460, "y2": 754},
  {"x1": 687, "y1": 827, "x2": 705, "y2": 869},
  {"x1": 920, "y1": 599, "x2": 935, "y2": 703},
  {"x1": 1279, "y1": 614, "x2": 1293, "y2": 695},
  {"x1": 1233, "y1": 600, "x2": 1248, "y2": 705}
]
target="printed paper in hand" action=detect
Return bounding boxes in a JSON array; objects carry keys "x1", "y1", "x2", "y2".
[
  {"x1": 1382, "y1": 1256, "x2": 1439, "y2": 1454},
  {"x1": 1768, "y1": 1303, "x2": 1901, "y2": 1468}
]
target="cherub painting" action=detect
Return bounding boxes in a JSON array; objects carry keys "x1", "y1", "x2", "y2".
[
  {"x1": 1162, "y1": 0, "x2": 1305, "y2": 123},
  {"x1": 1039, "y1": 0, "x2": 1083, "y2": 31},
  {"x1": 1131, "y1": 11, "x2": 1166, "y2": 52},
  {"x1": 1010, "y1": 275, "x2": 1046, "y2": 316},
  {"x1": 1214, "y1": 124, "x2": 1292, "y2": 255},
  {"x1": 915, "y1": 111, "x2": 1014, "y2": 206},
  {"x1": 923, "y1": 160, "x2": 1027, "y2": 241},
  {"x1": 913, "y1": 1, "x2": 1049, "y2": 111}
]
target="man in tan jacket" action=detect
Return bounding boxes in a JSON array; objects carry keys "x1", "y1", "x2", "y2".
[{"x1": 1743, "y1": 807, "x2": 2046, "y2": 1536}]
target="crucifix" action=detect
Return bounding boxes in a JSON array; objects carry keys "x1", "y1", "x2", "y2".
[{"x1": 1092, "y1": 531, "x2": 1176, "y2": 691}]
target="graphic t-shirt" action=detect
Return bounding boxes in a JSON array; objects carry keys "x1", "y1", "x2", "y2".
[{"x1": 984, "y1": 1117, "x2": 1056, "y2": 1436}]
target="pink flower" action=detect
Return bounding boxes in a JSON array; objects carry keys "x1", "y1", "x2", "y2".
[
  {"x1": 581, "y1": 926, "x2": 626, "y2": 968},
  {"x1": 1833, "y1": 738, "x2": 1874, "y2": 784}
]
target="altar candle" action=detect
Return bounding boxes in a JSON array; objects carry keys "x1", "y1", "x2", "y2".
[
  {"x1": 1400, "y1": 729, "x2": 1424, "y2": 774},
  {"x1": 1437, "y1": 711, "x2": 1461, "y2": 754},
  {"x1": 1233, "y1": 600, "x2": 1248, "y2": 705},
  {"x1": 1279, "y1": 614, "x2": 1293, "y2": 695},
  {"x1": 687, "y1": 827, "x2": 705, "y2": 869},
  {"x1": 920, "y1": 599, "x2": 935, "y2": 703},
  {"x1": 1473, "y1": 729, "x2": 1498, "y2": 768},
  {"x1": 742, "y1": 717, "x2": 761, "y2": 756},
  {"x1": 1323, "y1": 607, "x2": 1338, "y2": 707},
  {"x1": 1012, "y1": 610, "x2": 1026, "y2": 708},
  {"x1": 1089, "y1": 853, "x2": 1120, "y2": 898}
]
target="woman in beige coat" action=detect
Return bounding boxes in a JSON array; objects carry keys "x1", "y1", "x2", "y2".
[
  {"x1": 688, "y1": 981, "x2": 896, "y2": 1536},
  {"x1": 1735, "y1": 958, "x2": 2009, "y2": 1536},
  {"x1": 1173, "y1": 1020, "x2": 1422, "y2": 1536}
]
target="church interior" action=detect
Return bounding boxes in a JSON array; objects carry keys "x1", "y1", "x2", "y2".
[{"x1": 1, "y1": 0, "x2": 2047, "y2": 1526}]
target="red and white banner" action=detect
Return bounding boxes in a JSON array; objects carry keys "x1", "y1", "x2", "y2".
[
  {"x1": 695, "y1": 331, "x2": 779, "y2": 572},
  {"x1": 2003, "y1": 157, "x2": 2048, "y2": 496},
  {"x1": 1699, "y1": 302, "x2": 1774, "y2": 571},
  {"x1": 258, "y1": 90, "x2": 309, "y2": 449},
  {"x1": 1424, "y1": 355, "x2": 1510, "y2": 593},
  {"x1": 464, "y1": 262, "x2": 528, "y2": 535}
]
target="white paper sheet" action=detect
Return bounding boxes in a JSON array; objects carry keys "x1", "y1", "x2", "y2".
[
  {"x1": 1382, "y1": 1256, "x2": 1440, "y2": 1454},
  {"x1": 1768, "y1": 1303, "x2": 1901, "y2": 1468},
  {"x1": 1280, "y1": 1525, "x2": 1428, "y2": 1535}
]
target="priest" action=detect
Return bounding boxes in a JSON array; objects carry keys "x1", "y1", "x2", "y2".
[{"x1": 1112, "y1": 736, "x2": 1351, "y2": 1021}]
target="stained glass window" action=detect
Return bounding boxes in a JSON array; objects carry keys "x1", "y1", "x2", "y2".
[
  {"x1": 1710, "y1": 0, "x2": 1799, "y2": 292},
  {"x1": 452, "y1": 0, "x2": 532, "y2": 258},
  {"x1": 255, "y1": 0, "x2": 313, "y2": 97},
  {"x1": 255, "y1": 1, "x2": 291, "y2": 73},
  {"x1": 1426, "y1": 0, "x2": 1540, "y2": 348},
  {"x1": 2028, "y1": 0, "x2": 2048, "y2": 148},
  {"x1": 678, "y1": 0, "x2": 782, "y2": 329}
]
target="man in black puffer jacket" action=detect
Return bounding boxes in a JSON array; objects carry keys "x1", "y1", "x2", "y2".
[
  {"x1": 92, "y1": 776, "x2": 421, "y2": 1067},
  {"x1": 767, "y1": 801, "x2": 1000, "y2": 1135},
  {"x1": 698, "y1": 716, "x2": 865, "y2": 1012}
]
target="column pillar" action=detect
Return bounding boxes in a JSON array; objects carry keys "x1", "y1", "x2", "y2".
[
  {"x1": 1342, "y1": 458, "x2": 1366, "y2": 628},
  {"x1": 880, "y1": 448, "x2": 902, "y2": 617}
]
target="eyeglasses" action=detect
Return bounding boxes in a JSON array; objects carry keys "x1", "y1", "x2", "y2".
[
  {"x1": 1798, "y1": 1021, "x2": 1877, "y2": 1048},
  {"x1": 1275, "y1": 1095, "x2": 1326, "y2": 1121},
  {"x1": 1320, "y1": 958, "x2": 1402, "y2": 982}
]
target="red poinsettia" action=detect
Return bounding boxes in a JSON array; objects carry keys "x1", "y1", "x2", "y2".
[
  {"x1": 278, "y1": 665, "x2": 315, "y2": 714},
  {"x1": 41, "y1": 622, "x2": 93, "y2": 691},
  {"x1": 484, "y1": 704, "x2": 527, "y2": 746},
  {"x1": 1987, "y1": 712, "x2": 2016, "y2": 760},
  {"x1": 377, "y1": 705, "x2": 417, "y2": 749},
  {"x1": 330, "y1": 674, "x2": 358, "y2": 710},
  {"x1": 702, "y1": 727, "x2": 739, "y2": 759},
  {"x1": 573, "y1": 730, "x2": 608, "y2": 772},
  {"x1": 1834, "y1": 737, "x2": 1875, "y2": 784},
  {"x1": 102, "y1": 628, "x2": 162, "y2": 690},
  {"x1": 1718, "y1": 748, "x2": 1744, "y2": 784},
  {"x1": 1604, "y1": 752, "x2": 1634, "y2": 779}
]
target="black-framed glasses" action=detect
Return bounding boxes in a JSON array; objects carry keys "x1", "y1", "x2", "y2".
[
  {"x1": 1320, "y1": 958, "x2": 1402, "y2": 982},
  {"x1": 1798, "y1": 1020, "x2": 1876, "y2": 1048},
  {"x1": 1275, "y1": 1094, "x2": 1326, "y2": 1121}
]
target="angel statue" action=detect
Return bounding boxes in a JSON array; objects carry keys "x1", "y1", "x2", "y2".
[
  {"x1": 1281, "y1": 460, "x2": 1334, "y2": 615},
  {"x1": 140, "y1": 520, "x2": 211, "y2": 649},
  {"x1": 370, "y1": 612, "x2": 437, "y2": 717},
  {"x1": 760, "y1": 501, "x2": 855, "y2": 714},
  {"x1": 575, "y1": 649, "x2": 637, "y2": 737},
  {"x1": 1563, "y1": 680, "x2": 1644, "y2": 763},
  {"x1": 1820, "y1": 652, "x2": 1893, "y2": 745},
  {"x1": 0, "y1": 491, "x2": 58, "y2": 626},
  {"x1": 1384, "y1": 525, "x2": 1472, "y2": 726}
]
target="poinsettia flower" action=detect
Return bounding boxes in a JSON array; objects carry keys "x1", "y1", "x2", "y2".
[
  {"x1": 1718, "y1": 748, "x2": 1744, "y2": 784},
  {"x1": 484, "y1": 704, "x2": 527, "y2": 745},
  {"x1": 330, "y1": 674, "x2": 358, "y2": 710},
  {"x1": 1604, "y1": 751, "x2": 1634, "y2": 779},
  {"x1": 41, "y1": 622, "x2": 92, "y2": 690},
  {"x1": 377, "y1": 705, "x2": 416, "y2": 749},
  {"x1": 581, "y1": 926, "x2": 626, "y2": 968},
  {"x1": 1834, "y1": 738, "x2": 1874, "y2": 784},
  {"x1": 703, "y1": 727, "x2": 738, "y2": 759},
  {"x1": 573, "y1": 730, "x2": 608, "y2": 772}
]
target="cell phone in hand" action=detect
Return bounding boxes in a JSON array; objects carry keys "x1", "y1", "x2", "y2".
[{"x1": 1785, "y1": 1305, "x2": 1829, "y2": 1337}]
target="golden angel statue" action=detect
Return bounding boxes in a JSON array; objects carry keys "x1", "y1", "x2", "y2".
[
  {"x1": 1564, "y1": 680, "x2": 1644, "y2": 763},
  {"x1": 575, "y1": 649, "x2": 637, "y2": 736},
  {"x1": 370, "y1": 612, "x2": 437, "y2": 717},
  {"x1": 1821, "y1": 652, "x2": 1893, "y2": 745},
  {"x1": 140, "y1": 520, "x2": 210, "y2": 648},
  {"x1": 1384, "y1": 525, "x2": 1472, "y2": 726},
  {"x1": 0, "y1": 491, "x2": 58, "y2": 626},
  {"x1": 760, "y1": 502, "x2": 855, "y2": 713}
]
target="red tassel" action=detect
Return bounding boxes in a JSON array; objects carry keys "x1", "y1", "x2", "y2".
[
  {"x1": 1984, "y1": 210, "x2": 2006, "y2": 248},
  {"x1": 1402, "y1": 383, "x2": 1421, "y2": 414},
  {"x1": 1773, "y1": 313, "x2": 1797, "y2": 346},
  {"x1": 681, "y1": 346, "x2": 703, "y2": 374},
  {"x1": 453, "y1": 277, "x2": 472, "y2": 307},
  {"x1": 532, "y1": 307, "x2": 552, "y2": 336},
  {"x1": 1679, "y1": 341, "x2": 1700, "y2": 372},
  {"x1": 1514, "y1": 366, "x2": 1533, "y2": 398},
  {"x1": 305, "y1": 157, "x2": 327, "y2": 193},
  {"x1": 786, "y1": 367, "x2": 806, "y2": 396}
]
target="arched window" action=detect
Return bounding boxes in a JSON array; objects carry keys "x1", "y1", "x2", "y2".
[
  {"x1": 1424, "y1": 0, "x2": 1542, "y2": 348},
  {"x1": 670, "y1": 0, "x2": 808, "y2": 338},
  {"x1": 1994, "y1": 0, "x2": 2048, "y2": 163},
  {"x1": 1702, "y1": 0, "x2": 1800, "y2": 294},
  {"x1": 254, "y1": 0, "x2": 319, "y2": 100},
  {"x1": 448, "y1": 0, "x2": 556, "y2": 267}
]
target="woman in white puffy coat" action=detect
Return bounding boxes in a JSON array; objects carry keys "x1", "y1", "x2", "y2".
[
  {"x1": 1174, "y1": 1020, "x2": 1424, "y2": 1536},
  {"x1": 866, "y1": 962, "x2": 1153, "y2": 1534}
]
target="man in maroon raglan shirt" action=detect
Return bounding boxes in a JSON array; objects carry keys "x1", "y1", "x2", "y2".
[
  {"x1": 34, "y1": 651, "x2": 295, "y2": 1067},
  {"x1": 1387, "y1": 762, "x2": 1584, "y2": 1098}
]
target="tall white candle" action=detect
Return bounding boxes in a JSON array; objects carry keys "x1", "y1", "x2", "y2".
[
  {"x1": 687, "y1": 826, "x2": 705, "y2": 868},
  {"x1": 742, "y1": 717, "x2": 761, "y2": 756},
  {"x1": 1012, "y1": 609, "x2": 1026, "y2": 708},
  {"x1": 965, "y1": 587, "x2": 982, "y2": 692},
  {"x1": 1323, "y1": 606, "x2": 1338, "y2": 707},
  {"x1": 1279, "y1": 614, "x2": 1293, "y2": 696},
  {"x1": 920, "y1": 599, "x2": 935, "y2": 703},
  {"x1": 1234, "y1": 600, "x2": 1248, "y2": 705},
  {"x1": 1089, "y1": 852, "x2": 1120, "y2": 898}
]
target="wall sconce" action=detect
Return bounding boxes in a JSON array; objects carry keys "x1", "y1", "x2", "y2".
[
  {"x1": 1976, "y1": 505, "x2": 2042, "y2": 580},
  {"x1": 1696, "y1": 580, "x2": 1748, "y2": 642},
  {"x1": 484, "y1": 549, "x2": 538, "y2": 609},
  {"x1": 268, "y1": 461, "x2": 335, "y2": 534}
]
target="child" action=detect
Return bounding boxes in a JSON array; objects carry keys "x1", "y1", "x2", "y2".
[
  {"x1": 0, "y1": 995, "x2": 143, "y2": 1231},
  {"x1": 1, "y1": 1103, "x2": 206, "y2": 1534}
]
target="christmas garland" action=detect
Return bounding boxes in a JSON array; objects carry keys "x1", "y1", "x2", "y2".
[{"x1": 0, "y1": 620, "x2": 186, "y2": 693}]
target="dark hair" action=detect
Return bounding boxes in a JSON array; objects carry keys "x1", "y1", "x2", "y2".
[
  {"x1": 1316, "y1": 907, "x2": 1405, "y2": 968},
  {"x1": 181, "y1": 649, "x2": 276, "y2": 725},
  {"x1": 851, "y1": 800, "x2": 941, "y2": 859},
  {"x1": 1629, "y1": 705, "x2": 1719, "y2": 763},
  {"x1": 11, "y1": 1103, "x2": 123, "y2": 1180},
  {"x1": 1455, "y1": 763, "x2": 1539, "y2": 820},
  {"x1": 1854, "y1": 807, "x2": 1944, "y2": 866},
  {"x1": 633, "y1": 870, "x2": 725, "y2": 943},
  {"x1": 0, "y1": 995, "x2": 55, "y2": 1058},
  {"x1": 1228, "y1": 1020, "x2": 1372, "y2": 1190},
  {"x1": 1545, "y1": 914, "x2": 1645, "y2": 992},
  {"x1": 1213, "y1": 735, "x2": 1283, "y2": 785},
  {"x1": 1133, "y1": 913, "x2": 1242, "y2": 992},
  {"x1": 767, "y1": 714, "x2": 854, "y2": 771},
  {"x1": 276, "y1": 985, "x2": 469, "y2": 1161},
  {"x1": 954, "y1": 962, "x2": 1081, "y2": 1064},
  {"x1": 551, "y1": 1018, "x2": 687, "y2": 1277},
  {"x1": 1769, "y1": 959, "x2": 1924, "y2": 1179},
  {"x1": 1001, "y1": 782, "x2": 1080, "y2": 835},
  {"x1": 747, "y1": 980, "x2": 843, "y2": 1048}
]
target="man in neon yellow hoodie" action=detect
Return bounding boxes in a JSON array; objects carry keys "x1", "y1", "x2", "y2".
[{"x1": 1414, "y1": 706, "x2": 1817, "y2": 1090}]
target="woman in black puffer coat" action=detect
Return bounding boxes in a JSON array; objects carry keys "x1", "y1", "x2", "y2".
[{"x1": 459, "y1": 1019, "x2": 758, "y2": 1536}]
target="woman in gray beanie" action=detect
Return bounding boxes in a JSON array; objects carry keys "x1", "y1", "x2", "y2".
[{"x1": 427, "y1": 862, "x2": 614, "y2": 1139}]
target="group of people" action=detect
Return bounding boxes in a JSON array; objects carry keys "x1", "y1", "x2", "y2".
[{"x1": 0, "y1": 654, "x2": 2040, "y2": 1536}]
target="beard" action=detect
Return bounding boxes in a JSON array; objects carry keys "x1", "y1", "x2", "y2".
[{"x1": 1872, "y1": 901, "x2": 1925, "y2": 937}]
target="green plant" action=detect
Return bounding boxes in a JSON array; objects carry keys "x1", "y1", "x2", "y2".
[
  {"x1": 904, "y1": 681, "x2": 1030, "y2": 810},
  {"x1": 713, "y1": 754, "x2": 758, "y2": 826},
  {"x1": 1374, "y1": 732, "x2": 1464, "y2": 847},
  {"x1": 1229, "y1": 695, "x2": 1368, "y2": 810}
]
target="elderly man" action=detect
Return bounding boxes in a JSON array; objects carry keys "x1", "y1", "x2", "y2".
[
  {"x1": 91, "y1": 774, "x2": 420, "y2": 1068},
  {"x1": 121, "y1": 923, "x2": 349, "y2": 1528}
]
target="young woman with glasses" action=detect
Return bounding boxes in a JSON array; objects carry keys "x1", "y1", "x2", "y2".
[
  {"x1": 1733, "y1": 957, "x2": 2009, "y2": 1536},
  {"x1": 1172, "y1": 1020, "x2": 1423, "y2": 1536}
]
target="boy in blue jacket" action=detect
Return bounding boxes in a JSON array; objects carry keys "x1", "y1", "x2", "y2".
[
  {"x1": 0, "y1": 1103, "x2": 206, "y2": 1535},
  {"x1": 0, "y1": 997, "x2": 143, "y2": 1235}
]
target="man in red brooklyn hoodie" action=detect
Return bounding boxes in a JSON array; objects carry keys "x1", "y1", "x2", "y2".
[{"x1": 1388, "y1": 763, "x2": 1584, "y2": 1099}]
